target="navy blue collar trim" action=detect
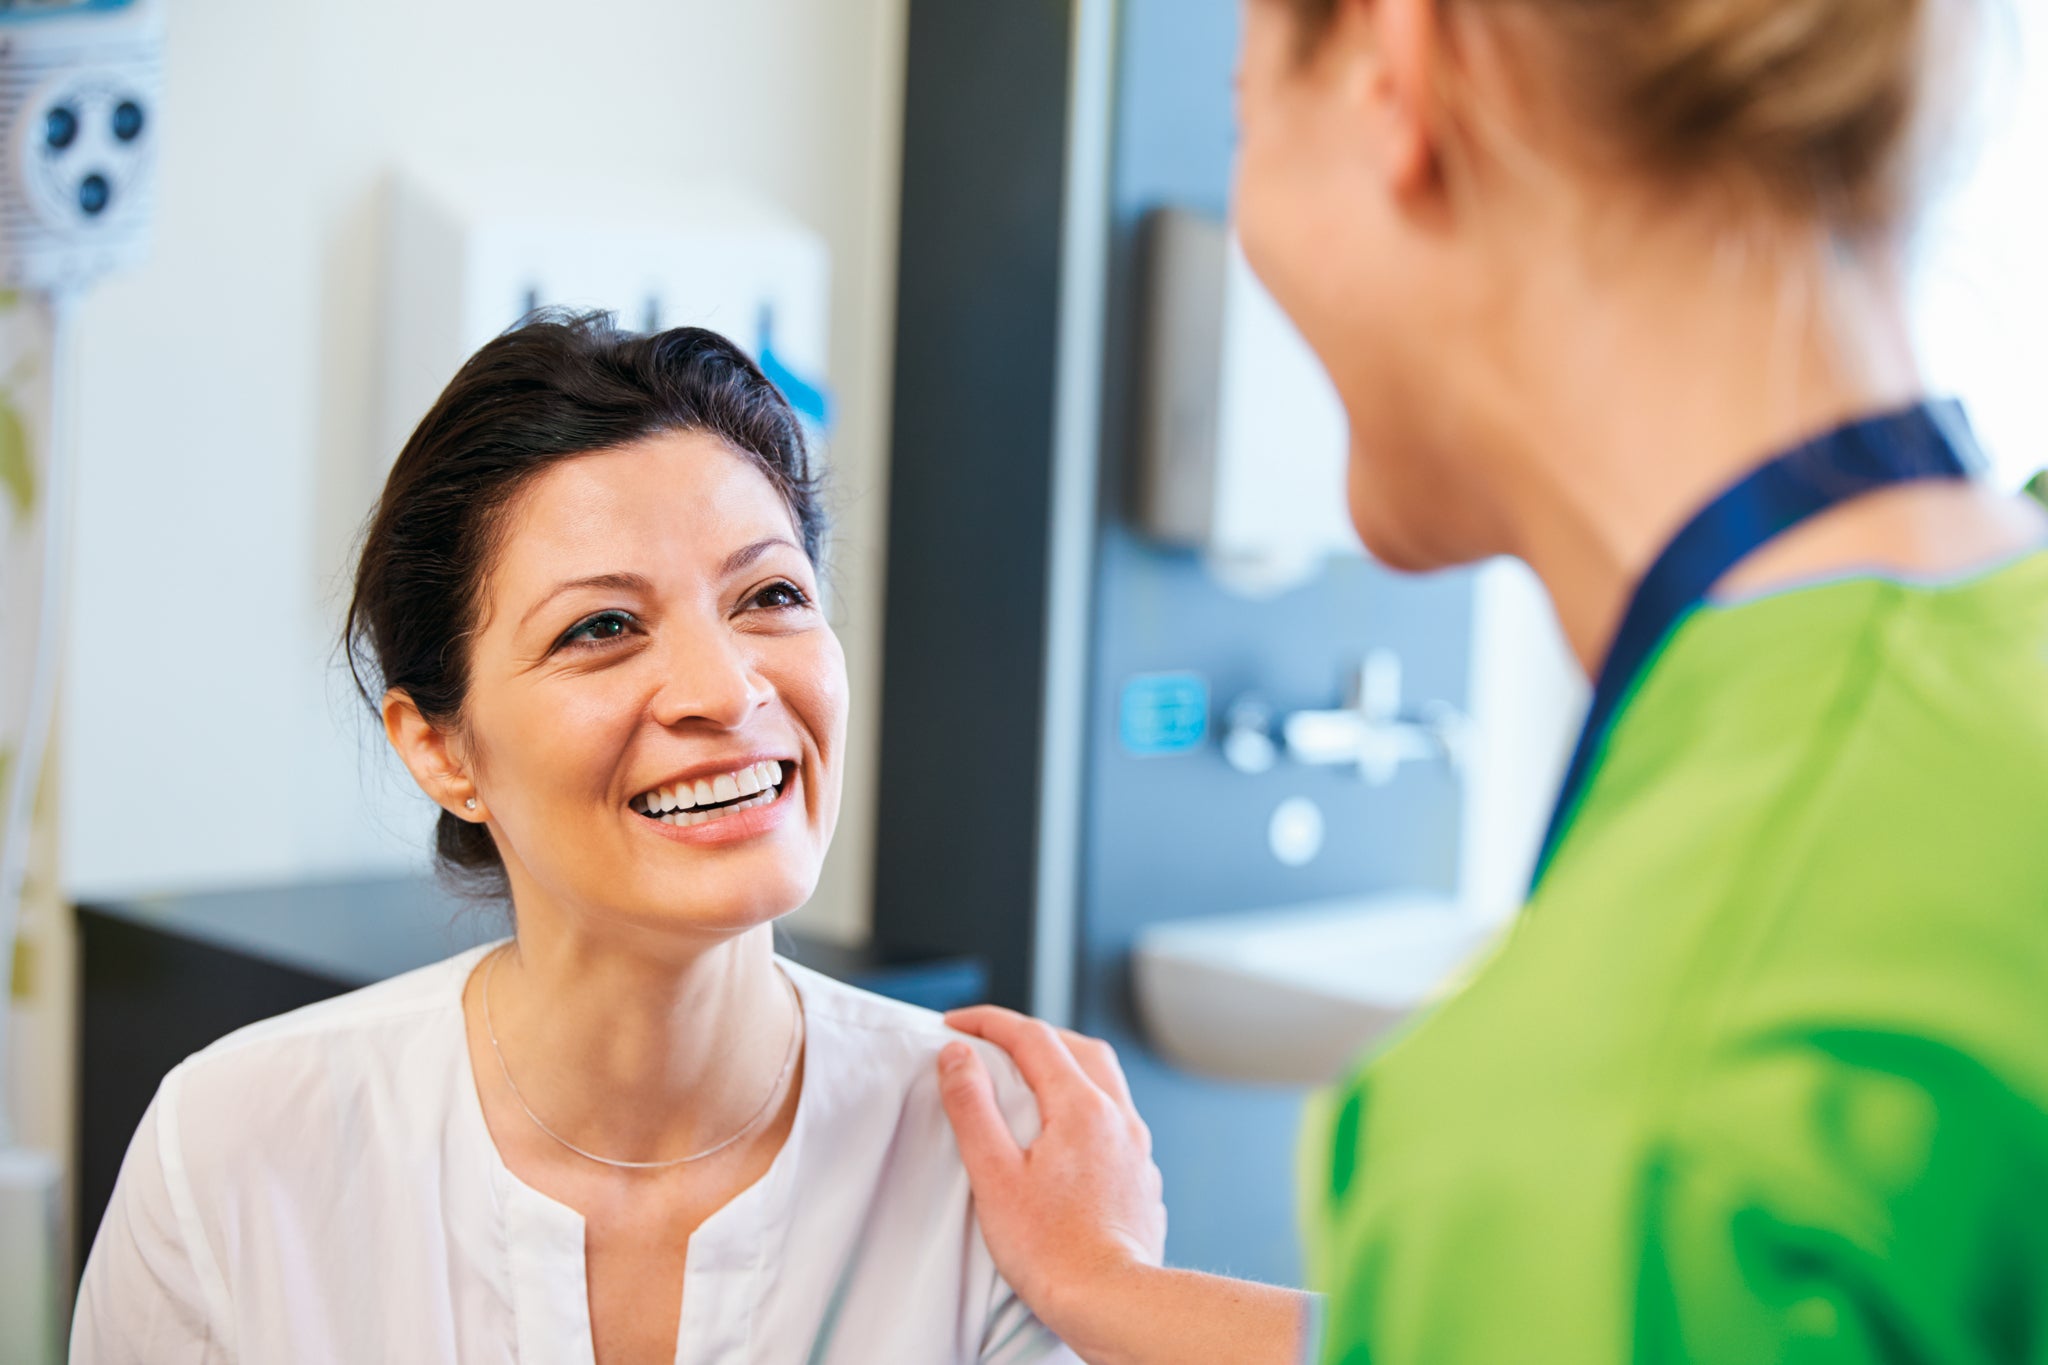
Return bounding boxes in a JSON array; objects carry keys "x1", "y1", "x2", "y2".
[{"x1": 1528, "y1": 400, "x2": 1981, "y2": 894}]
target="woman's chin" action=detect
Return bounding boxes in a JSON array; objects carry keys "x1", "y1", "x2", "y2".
[
  {"x1": 638, "y1": 846, "x2": 821, "y2": 933},
  {"x1": 1349, "y1": 481, "x2": 1486, "y2": 575},
  {"x1": 1352, "y1": 508, "x2": 1445, "y2": 574},
  {"x1": 614, "y1": 880, "x2": 813, "y2": 939}
]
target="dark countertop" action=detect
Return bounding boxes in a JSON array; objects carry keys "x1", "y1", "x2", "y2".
[{"x1": 78, "y1": 874, "x2": 988, "y2": 1011}]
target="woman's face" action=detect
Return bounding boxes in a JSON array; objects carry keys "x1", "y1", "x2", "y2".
[
  {"x1": 1233, "y1": 0, "x2": 1508, "y2": 571},
  {"x1": 453, "y1": 432, "x2": 845, "y2": 940}
]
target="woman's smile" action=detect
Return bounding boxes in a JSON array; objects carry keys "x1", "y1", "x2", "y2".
[
  {"x1": 422, "y1": 425, "x2": 848, "y2": 935},
  {"x1": 628, "y1": 755, "x2": 801, "y2": 846}
]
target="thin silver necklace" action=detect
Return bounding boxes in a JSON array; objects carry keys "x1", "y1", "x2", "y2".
[{"x1": 481, "y1": 944, "x2": 803, "y2": 1171}]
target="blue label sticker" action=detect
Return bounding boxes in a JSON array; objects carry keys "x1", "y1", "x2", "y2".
[
  {"x1": 0, "y1": 0, "x2": 139, "y2": 21},
  {"x1": 757, "y1": 304, "x2": 832, "y2": 430},
  {"x1": 1119, "y1": 673, "x2": 1210, "y2": 757}
]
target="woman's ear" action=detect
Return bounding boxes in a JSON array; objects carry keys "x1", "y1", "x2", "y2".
[
  {"x1": 1330, "y1": 0, "x2": 1446, "y2": 201},
  {"x1": 382, "y1": 689, "x2": 486, "y2": 822}
]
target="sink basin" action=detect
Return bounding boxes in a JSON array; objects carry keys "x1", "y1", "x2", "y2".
[{"x1": 1132, "y1": 894, "x2": 1505, "y2": 1086}]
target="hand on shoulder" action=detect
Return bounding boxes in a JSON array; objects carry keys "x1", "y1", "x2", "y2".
[{"x1": 937, "y1": 1006, "x2": 1310, "y2": 1365}]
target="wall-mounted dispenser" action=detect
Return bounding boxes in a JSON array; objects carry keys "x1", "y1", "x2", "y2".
[
  {"x1": 380, "y1": 169, "x2": 833, "y2": 488},
  {"x1": 1136, "y1": 207, "x2": 1360, "y2": 595}
]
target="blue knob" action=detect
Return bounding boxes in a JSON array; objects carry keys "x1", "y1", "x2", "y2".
[{"x1": 46, "y1": 105, "x2": 78, "y2": 151}]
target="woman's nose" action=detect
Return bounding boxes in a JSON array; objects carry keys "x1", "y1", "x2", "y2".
[{"x1": 648, "y1": 626, "x2": 773, "y2": 731}]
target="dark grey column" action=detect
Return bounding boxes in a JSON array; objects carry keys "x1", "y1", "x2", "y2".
[{"x1": 872, "y1": 0, "x2": 1089, "y2": 1011}]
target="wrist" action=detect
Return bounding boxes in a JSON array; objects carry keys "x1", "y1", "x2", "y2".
[
  {"x1": 1047, "y1": 1262, "x2": 1316, "y2": 1365},
  {"x1": 1043, "y1": 1255, "x2": 1165, "y2": 1365}
]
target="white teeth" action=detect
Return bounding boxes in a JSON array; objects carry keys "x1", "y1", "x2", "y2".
[
  {"x1": 637, "y1": 761, "x2": 788, "y2": 820},
  {"x1": 657, "y1": 788, "x2": 776, "y2": 829}
]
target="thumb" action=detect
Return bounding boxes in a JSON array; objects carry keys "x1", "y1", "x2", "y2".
[{"x1": 938, "y1": 1041, "x2": 1023, "y2": 1185}]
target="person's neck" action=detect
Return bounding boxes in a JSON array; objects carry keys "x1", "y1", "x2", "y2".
[
  {"x1": 1460, "y1": 215, "x2": 1932, "y2": 673},
  {"x1": 483, "y1": 912, "x2": 796, "y2": 1163}
]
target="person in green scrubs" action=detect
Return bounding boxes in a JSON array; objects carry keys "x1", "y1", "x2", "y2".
[{"x1": 931, "y1": 1, "x2": 2048, "y2": 1362}]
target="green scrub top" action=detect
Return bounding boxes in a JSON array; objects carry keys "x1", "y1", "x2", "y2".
[{"x1": 1304, "y1": 548, "x2": 2048, "y2": 1364}]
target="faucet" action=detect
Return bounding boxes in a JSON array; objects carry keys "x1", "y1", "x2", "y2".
[{"x1": 1222, "y1": 650, "x2": 1468, "y2": 785}]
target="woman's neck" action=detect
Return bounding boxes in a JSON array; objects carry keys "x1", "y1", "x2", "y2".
[
  {"x1": 478, "y1": 915, "x2": 798, "y2": 1164},
  {"x1": 1454, "y1": 214, "x2": 2020, "y2": 673}
]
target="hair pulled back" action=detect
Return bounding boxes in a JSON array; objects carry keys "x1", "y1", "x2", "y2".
[
  {"x1": 343, "y1": 311, "x2": 825, "y2": 899},
  {"x1": 1287, "y1": 0, "x2": 1947, "y2": 235}
]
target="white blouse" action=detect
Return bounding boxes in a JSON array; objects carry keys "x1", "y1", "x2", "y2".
[{"x1": 73, "y1": 942, "x2": 1077, "y2": 1365}]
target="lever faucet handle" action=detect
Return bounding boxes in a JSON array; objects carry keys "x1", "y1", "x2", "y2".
[
  {"x1": 1221, "y1": 697, "x2": 1280, "y2": 775},
  {"x1": 1282, "y1": 709, "x2": 1372, "y2": 767},
  {"x1": 1359, "y1": 648, "x2": 1403, "y2": 723},
  {"x1": 1420, "y1": 699, "x2": 1472, "y2": 772}
]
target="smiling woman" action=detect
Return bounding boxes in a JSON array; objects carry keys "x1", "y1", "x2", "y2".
[
  {"x1": 345, "y1": 315, "x2": 830, "y2": 908},
  {"x1": 69, "y1": 315, "x2": 1080, "y2": 1365}
]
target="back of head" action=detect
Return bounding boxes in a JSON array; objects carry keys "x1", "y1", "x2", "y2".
[
  {"x1": 1244, "y1": 0, "x2": 1982, "y2": 577},
  {"x1": 1285, "y1": 0, "x2": 1958, "y2": 237}
]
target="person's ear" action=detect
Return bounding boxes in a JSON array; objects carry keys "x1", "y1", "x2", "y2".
[
  {"x1": 382, "y1": 689, "x2": 487, "y2": 822},
  {"x1": 1328, "y1": 0, "x2": 1444, "y2": 201}
]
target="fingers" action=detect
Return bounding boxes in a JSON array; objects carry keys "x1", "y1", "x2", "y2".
[
  {"x1": 1058, "y1": 1028, "x2": 1135, "y2": 1110},
  {"x1": 942, "y1": 1004, "x2": 1030, "y2": 1044},
  {"x1": 943, "y1": 1006, "x2": 1099, "y2": 1110},
  {"x1": 945, "y1": 1006, "x2": 1144, "y2": 1136},
  {"x1": 936, "y1": 1042, "x2": 1024, "y2": 1183}
]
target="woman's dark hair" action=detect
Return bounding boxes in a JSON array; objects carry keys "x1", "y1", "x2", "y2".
[{"x1": 343, "y1": 310, "x2": 825, "y2": 899}]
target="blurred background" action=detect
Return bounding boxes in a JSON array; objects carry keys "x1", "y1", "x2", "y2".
[{"x1": 0, "y1": 0, "x2": 2042, "y2": 1354}]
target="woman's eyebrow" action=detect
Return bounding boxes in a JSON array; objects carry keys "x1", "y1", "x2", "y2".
[
  {"x1": 518, "y1": 571, "x2": 653, "y2": 631},
  {"x1": 722, "y1": 537, "x2": 800, "y2": 577},
  {"x1": 515, "y1": 542, "x2": 796, "y2": 632}
]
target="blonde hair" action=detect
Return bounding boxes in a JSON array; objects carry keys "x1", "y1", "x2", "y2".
[{"x1": 1288, "y1": 0, "x2": 1951, "y2": 236}]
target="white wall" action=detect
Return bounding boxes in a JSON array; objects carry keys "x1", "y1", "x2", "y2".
[
  {"x1": 58, "y1": 0, "x2": 909, "y2": 943},
  {"x1": 1915, "y1": 4, "x2": 2048, "y2": 488}
]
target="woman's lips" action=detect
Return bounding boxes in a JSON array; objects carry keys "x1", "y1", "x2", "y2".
[
  {"x1": 635, "y1": 768, "x2": 799, "y2": 847},
  {"x1": 631, "y1": 759, "x2": 788, "y2": 818}
]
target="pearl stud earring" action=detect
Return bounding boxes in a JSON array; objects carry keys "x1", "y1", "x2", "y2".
[{"x1": 465, "y1": 798, "x2": 477, "y2": 811}]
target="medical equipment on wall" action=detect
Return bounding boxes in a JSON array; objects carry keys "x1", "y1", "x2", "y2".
[
  {"x1": 1135, "y1": 207, "x2": 1362, "y2": 595},
  {"x1": 0, "y1": 0, "x2": 161, "y2": 293},
  {"x1": 0, "y1": 4, "x2": 163, "y2": 1357},
  {"x1": 381, "y1": 169, "x2": 834, "y2": 497}
]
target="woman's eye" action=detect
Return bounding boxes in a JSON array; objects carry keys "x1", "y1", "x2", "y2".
[
  {"x1": 558, "y1": 611, "x2": 635, "y2": 649},
  {"x1": 749, "y1": 581, "x2": 812, "y2": 611}
]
